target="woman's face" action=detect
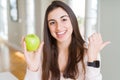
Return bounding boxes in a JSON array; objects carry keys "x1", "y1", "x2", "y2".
[{"x1": 48, "y1": 7, "x2": 73, "y2": 43}]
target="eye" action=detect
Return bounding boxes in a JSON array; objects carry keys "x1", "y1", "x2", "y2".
[
  {"x1": 63, "y1": 19, "x2": 67, "y2": 21},
  {"x1": 62, "y1": 18, "x2": 67, "y2": 21},
  {"x1": 49, "y1": 21, "x2": 56, "y2": 25}
]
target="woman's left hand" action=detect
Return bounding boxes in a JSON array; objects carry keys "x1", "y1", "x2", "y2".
[{"x1": 87, "y1": 33, "x2": 110, "y2": 62}]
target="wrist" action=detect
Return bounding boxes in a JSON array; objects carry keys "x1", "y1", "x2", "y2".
[
  {"x1": 27, "y1": 66, "x2": 39, "y2": 72},
  {"x1": 87, "y1": 60, "x2": 100, "y2": 68},
  {"x1": 88, "y1": 56, "x2": 98, "y2": 62}
]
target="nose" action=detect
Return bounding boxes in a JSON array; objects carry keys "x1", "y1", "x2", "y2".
[{"x1": 56, "y1": 21, "x2": 62, "y2": 31}]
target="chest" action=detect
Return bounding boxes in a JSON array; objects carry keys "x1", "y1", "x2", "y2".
[{"x1": 58, "y1": 53, "x2": 68, "y2": 72}]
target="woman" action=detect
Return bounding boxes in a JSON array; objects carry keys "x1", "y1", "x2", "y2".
[{"x1": 23, "y1": 1, "x2": 110, "y2": 80}]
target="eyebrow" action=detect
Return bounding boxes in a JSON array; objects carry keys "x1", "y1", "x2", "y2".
[
  {"x1": 48, "y1": 15, "x2": 69, "y2": 22},
  {"x1": 60, "y1": 15, "x2": 68, "y2": 18}
]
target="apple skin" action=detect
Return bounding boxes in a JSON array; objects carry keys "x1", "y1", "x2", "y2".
[{"x1": 25, "y1": 34, "x2": 40, "y2": 52}]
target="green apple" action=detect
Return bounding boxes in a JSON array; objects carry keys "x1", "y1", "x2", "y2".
[{"x1": 25, "y1": 34, "x2": 40, "y2": 52}]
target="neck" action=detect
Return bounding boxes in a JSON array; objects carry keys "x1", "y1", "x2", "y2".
[{"x1": 57, "y1": 38, "x2": 72, "y2": 54}]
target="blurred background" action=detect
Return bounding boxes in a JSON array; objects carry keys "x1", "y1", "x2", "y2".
[{"x1": 0, "y1": 0, "x2": 120, "y2": 80}]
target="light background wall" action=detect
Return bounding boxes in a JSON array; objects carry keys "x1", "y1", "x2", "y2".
[{"x1": 100, "y1": 0, "x2": 120, "y2": 80}]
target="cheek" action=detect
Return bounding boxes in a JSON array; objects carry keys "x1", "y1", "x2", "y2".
[
  {"x1": 49, "y1": 27, "x2": 55, "y2": 33},
  {"x1": 69, "y1": 25, "x2": 73, "y2": 34},
  {"x1": 70, "y1": 27, "x2": 73, "y2": 34},
  {"x1": 49, "y1": 27, "x2": 56, "y2": 36},
  {"x1": 67, "y1": 23, "x2": 73, "y2": 31},
  {"x1": 65, "y1": 20, "x2": 72, "y2": 28}
]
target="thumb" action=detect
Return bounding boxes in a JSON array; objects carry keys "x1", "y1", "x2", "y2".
[{"x1": 100, "y1": 41, "x2": 111, "y2": 50}]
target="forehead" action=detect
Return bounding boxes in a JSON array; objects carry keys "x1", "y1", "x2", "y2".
[{"x1": 48, "y1": 7, "x2": 68, "y2": 20}]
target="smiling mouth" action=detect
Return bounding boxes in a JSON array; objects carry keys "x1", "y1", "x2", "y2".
[{"x1": 56, "y1": 31, "x2": 67, "y2": 38}]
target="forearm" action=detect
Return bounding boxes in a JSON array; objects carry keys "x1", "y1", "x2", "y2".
[
  {"x1": 85, "y1": 54, "x2": 102, "y2": 80},
  {"x1": 85, "y1": 66, "x2": 102, "y2": 80}
]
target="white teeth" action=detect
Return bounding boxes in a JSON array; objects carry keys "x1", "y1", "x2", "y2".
[{"x1": 57, "y1": 31, "x2": 66, "y2": 35}]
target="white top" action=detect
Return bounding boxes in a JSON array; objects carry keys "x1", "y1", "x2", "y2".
[{"x1": 24, "y1": 55, "x2": 102, "y2": 80}]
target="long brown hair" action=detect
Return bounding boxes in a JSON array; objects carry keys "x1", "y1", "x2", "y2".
[{"x1": 42, "y1": 1, "x2": 85, "y2": 80}]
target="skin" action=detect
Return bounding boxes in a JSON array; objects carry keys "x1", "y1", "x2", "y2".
[{"x1": 22, "y1": 7, "x2": 110, "y2": 73}]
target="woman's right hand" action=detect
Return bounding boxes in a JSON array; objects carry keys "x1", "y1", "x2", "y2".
[{"x1": 22, "y1": 37, "x2": 44, "y2": 72}]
